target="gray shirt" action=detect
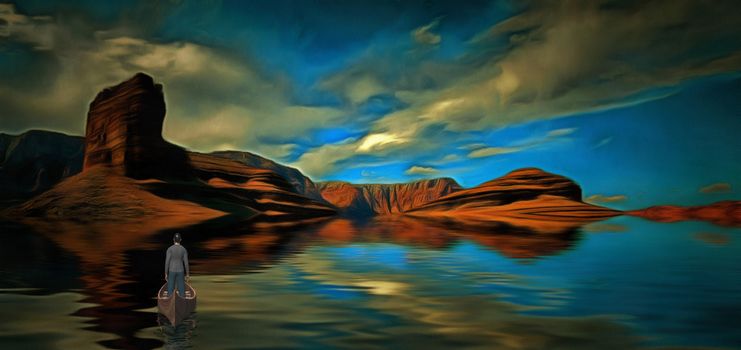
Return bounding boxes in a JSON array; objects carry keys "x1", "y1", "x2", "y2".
[{"x1": 165, "y1": 244, "x2": 189, "y2": 276}]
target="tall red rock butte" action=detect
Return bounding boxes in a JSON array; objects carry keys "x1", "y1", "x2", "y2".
[{"x1": 83, "y1": 73, "x2": 191, "y2": 179}]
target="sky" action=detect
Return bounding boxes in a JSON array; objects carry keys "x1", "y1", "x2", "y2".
[{"x1": 1, "y1": 0, "x2": 740, "y2": 209}]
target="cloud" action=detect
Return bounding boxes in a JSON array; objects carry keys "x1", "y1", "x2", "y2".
[
  {"x1": 0, "y1": 3, "x2": 56, "y2": 50},
  {"x1": 356, "y1": 132, "x2": 409, "y2": 153},
  {"x1": 412, "y1": 19, "x2": 441, "y2": 45},
  {"x1": 315, "y1": 0, "x2": 741, "y2": 167},
  {"x1": 319, "y1": 72, "x2": 386, "y2": 105},
  {"x1": 0, "y1": 6, "x2": 346, "y2": 161},
  {"x1": 466, "y1": 127, "x2": 577, "y2": 158},
  {"x1": 292, "y1": 140, "x2": 357, "y2": 178},
  {"x1": 437, "y1": 154, "x2": 461, "y2": 163},
  {"x1": 458, "y1": 143, "x2": 487, "y2": 150},
  {"x1": 594, "y1": 137, "x2": 613, "y2": 149},
  {"x1": 404, "y1": 165, "x2": 439, "y2": 176},
  {"x1": 585, "y1": 194, "x2": 628, "y2": 204},
  {"x1": 547, "y1": 128, "x2": 576, "y2": 137},
  {"x1": 699, "y1": 182, "x2": 732, "y2": 194},
  {"x1": 468, "y1": 146, "x2": 522, "y2": 158}
]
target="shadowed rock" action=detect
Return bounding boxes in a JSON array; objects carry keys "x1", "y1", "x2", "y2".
[
  {"x1": 0, "y1": 130, "x2": 83, "y2": 200},
  {"x1": 83, "y1": 73, "x2": 192, "y2": 180},
  {"x1": 209, "y1": 150, "x2": 326, "y2": 202}
]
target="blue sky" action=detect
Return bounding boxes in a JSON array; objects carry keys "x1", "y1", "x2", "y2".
[{"x1": 1, "y1": 0, "x2": 740, "y2": 208}]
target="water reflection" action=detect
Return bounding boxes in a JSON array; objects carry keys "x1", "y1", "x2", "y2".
[
  {"x1": 0, "y1": 215, "x2": 739, "y2": 349},
  {"x1": 156, "y1": 314, "x2": 197, "y2": 349}
]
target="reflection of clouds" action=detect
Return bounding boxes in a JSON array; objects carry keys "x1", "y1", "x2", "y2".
[
  {"x1": 353, "y1": 280, "x2": 408, "y2": 296},
  {"x1": 180, "y1": 247, "x2": 644, "y2": 350},
  {"x1": 0, "y1": 292, "x2": 115, "y2": 349},
  {"x1": 582, "y1": 222, "x2": 627, "y2": 233}
]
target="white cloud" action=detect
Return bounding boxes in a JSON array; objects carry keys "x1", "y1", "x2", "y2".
[
  {"x1": 437, "y1": 154, "x2": 461, "y2": 163},
  {"x1": 0, "y1": 4, "x2": 56, "y2": 50},
  {"x1": 404, "y1": 165, "x2": 439, "y2": 176},
  {"x1": 547, "y1": 128, "x2": 576, "y2": 137},
  {"x1": 412, "y1": 19, "x2": 442, "y2": 45},
  {"x1": 585, "y1": 194, "x2": 628, "y2": 204},
  {"x1": 356, "y1": 132, "x2": 409, "y2": 153},
  {"x1": 467, "y1": 146, "x2": 522, "y2": 158},
  {"x1": 594, "y1": 137, "x2": 613, "y2": 149}
]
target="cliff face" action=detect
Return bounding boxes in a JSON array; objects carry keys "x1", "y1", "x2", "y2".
[
  {"x1": 209, "y1": 150, "x2": 325, "y2": 202},
  {"x1": 317, "y1": 178, "x2": 462, "y2": 216},
  {"x1": 185, "y1": 152, "x2": 336, "y2": 219},
  {"x1": 83, "y1": 73, "x2": 191, "y2": 179},
  {"x1": 0, "y1": 130, "x2": 84, "y2": 199},
  {"x1": 627, "y1": 201, "x2": 741, "y2": 227}
]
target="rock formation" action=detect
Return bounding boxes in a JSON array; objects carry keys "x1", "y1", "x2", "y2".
[
  {"x1": 209, "y1": 150, "x2": 325, "y2": 202},
  {"x1": 9, "y1": 73, "x2": 335, "y2": 226},
  {"x1": 83, "y1": 73, "x2": 191, "y2": 179},
  {"x1": 406, "y1": 168, "x2": 621, "y2": 229},
  {"x1": 317, "y1": 178, "x2": 462, "y2": 216},
  {"x1": 627, "y1": 201, "x2": 741, "y2": 227},
  {"x1": 411, "y1": 168, "x2": 582, "y2": 211},
  {"x1": 0, "y1": 130, "x2": 84, "y2": 199}
]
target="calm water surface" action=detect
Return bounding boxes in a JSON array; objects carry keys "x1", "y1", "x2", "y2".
[{"x1": 0, "y1": 216, "x2": 739, "y2": 349}]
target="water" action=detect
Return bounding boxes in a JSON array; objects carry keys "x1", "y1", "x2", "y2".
[{"x1": 0, "y1": 216, "x2": 739, "y2": 349}]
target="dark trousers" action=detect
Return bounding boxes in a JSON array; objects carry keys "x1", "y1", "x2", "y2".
[{"x1": 167, "y1": 271, "x2": 185, "y2": 296}]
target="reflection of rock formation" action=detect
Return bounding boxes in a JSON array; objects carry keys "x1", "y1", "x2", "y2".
[
  {"x1": 318, "y1": 178, "x2": 461, "y2": 216},
  {"x1": 16, "y1": 220, "x2": 166, "y2": 349},
  {"x1": 313, "y1": 217, "x2": 581, "y2": 259},
  {"x1": 83, "y1": 73, "x2": 192, "y2": 180},
  {"x1": 627, "y1": 201, "x2": 741, "y2": 227},
  {"x1": 693, "y1": 232, "x2": 731, "y2": 246},
  {"x1": 7, "y1": 211, "x2": 595, "y2": 349}
]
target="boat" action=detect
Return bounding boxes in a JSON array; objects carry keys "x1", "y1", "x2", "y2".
[{"x1": 157, "y1": 282, "x2": 197, "y2": 326}]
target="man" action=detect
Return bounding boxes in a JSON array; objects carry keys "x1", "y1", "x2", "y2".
[{"x1": 165, "y1": 233, "x2": 190, "y2": 296}]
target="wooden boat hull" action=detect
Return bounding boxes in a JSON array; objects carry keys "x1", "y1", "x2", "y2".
[{"x1": 157, "y1": 283, "x2": 197, "y2": 326}]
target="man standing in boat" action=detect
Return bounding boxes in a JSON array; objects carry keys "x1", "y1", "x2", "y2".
[{"x1": 165, "y1": 233, "x2": 190, "y2": 296}]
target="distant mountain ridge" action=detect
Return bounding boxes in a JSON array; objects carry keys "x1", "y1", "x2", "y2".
[
  {"x1": 208, "y1": 150, "x2": 325, "y2": 202},
  {"x1": 4, "y1": 73, "x2": 734, "y2": 229},
  {"x1": 317, "y1": 178, "x2": 462, "y2": 216},
  {"x1": 0, "y1": 130, "x2": 84, "y2": 199}
]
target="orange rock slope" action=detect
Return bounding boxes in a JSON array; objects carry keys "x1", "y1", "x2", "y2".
[
  {"x1": 406, "y1": 168, "x2": 622, "y2": 231},
  {"x1": 627, "y1": 201, "x2": 741, "y2": 227}
]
